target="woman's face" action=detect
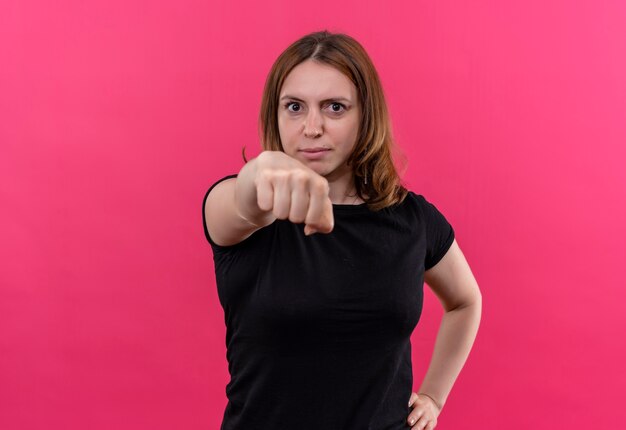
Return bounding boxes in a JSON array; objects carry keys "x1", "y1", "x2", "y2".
[{"x1": 277, "y1": 59, "x2": 361, "y2": 182}]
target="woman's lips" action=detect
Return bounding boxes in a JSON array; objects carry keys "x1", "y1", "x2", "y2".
[{"x1": 299, "y1": 148, "x2": 330, "y2": 160}]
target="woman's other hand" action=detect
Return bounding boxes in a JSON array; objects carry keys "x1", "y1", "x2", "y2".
[{"x1": 407, "y1": 392, "x2": 441, "y2": 429}]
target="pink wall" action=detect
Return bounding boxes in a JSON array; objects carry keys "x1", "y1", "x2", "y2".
[{"x1": 1, "y1": 1, "x2": 625, "y2": 428}]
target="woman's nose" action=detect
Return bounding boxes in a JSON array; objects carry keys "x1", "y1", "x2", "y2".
[{"x1": 303, "y1": 112, "x2": 323, "y2": 138}]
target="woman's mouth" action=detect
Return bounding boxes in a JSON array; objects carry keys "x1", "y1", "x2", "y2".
[{"x1": 299, "y1": 148, "x2": 331, "y2": 160}]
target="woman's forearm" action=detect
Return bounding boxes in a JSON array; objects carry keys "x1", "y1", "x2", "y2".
[{"x1": 417, "y1": 299, "x2": 482, "y2": 410}]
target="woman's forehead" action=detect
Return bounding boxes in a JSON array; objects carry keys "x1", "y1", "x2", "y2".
[{"x1": 280, "y1": 61, "x2": 357, "y2": 102}]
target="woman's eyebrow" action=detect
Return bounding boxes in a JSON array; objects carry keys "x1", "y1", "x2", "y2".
[{"x1": 280, "y1": 95, "x2": 352, "y2": 104}]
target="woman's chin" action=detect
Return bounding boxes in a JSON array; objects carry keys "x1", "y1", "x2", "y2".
[{"x1": 309, "y1": 165, "x2": 330, "y2": 177}]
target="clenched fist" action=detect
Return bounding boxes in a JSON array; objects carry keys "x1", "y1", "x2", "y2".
[{"x1": 253, "y1": 151, "x2": 334, "y2": 236}]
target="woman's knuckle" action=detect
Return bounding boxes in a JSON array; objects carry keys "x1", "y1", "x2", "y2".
[
  {"x1": 312, "y1": 179, "x2": 328, "y2": 195},
  {"x1": 290, "y1": 204, "x2": 306, "y2": 222},
  {"x1": 256, "y1": 168, "x2": 270, "y2": 182},
  {"x1": 292, "y1": 170, "x2": 309, "y2": 187}
]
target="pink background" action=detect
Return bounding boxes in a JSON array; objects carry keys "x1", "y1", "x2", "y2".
[{"x1": 2, "y1": 1, "x2": 625, "y2": 429}]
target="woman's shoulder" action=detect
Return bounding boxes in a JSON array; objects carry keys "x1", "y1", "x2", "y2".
[{"x1": 388, "y1": 189, "x2": 440, "y2": 221}]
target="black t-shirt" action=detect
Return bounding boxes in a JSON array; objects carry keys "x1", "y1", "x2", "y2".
[{"x1": 202, "y1": 173, "x2": 455, "y2": 430}]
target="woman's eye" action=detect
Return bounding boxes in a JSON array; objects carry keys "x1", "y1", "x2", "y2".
[
  {"x1": 329, "y1": 102, "x2": 345, "y2": 113},
  {"x1": 286, "y1": 102, "x2": 301, "y2": 112}
]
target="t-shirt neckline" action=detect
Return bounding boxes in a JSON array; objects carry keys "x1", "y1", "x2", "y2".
[{"x1": 332, "y1": 202, "x2": 370, "y2": 212}]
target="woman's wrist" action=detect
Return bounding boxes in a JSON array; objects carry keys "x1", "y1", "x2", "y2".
[{"x1": 417, "y1": 392, "x2": 443, "y2": 411}]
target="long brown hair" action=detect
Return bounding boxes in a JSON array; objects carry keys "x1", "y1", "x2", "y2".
[{"x1": 245, "y1": 30, "x2": 408, "y2": 211}]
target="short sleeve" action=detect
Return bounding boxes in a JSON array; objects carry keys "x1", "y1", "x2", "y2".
[
  {"x1": 201, "y1": 173, "x2": 238, "y2": 251},
  {"x1": 418, "y1": 194, "x2": 455, "y2": 270}
]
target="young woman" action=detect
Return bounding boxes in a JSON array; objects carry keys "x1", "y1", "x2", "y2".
[{"x1": 203, "y1": 30, "x2": 482, "y2": 430}]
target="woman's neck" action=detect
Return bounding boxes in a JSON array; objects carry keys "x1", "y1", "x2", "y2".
[{"x1": 327, "y1": 174, "x2": 364, "y2": 204}]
